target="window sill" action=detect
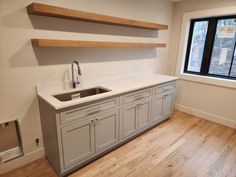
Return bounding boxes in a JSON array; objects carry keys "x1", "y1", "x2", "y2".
[{"x1": 178, "y1": 73, "x2": 236, "y2": 89}]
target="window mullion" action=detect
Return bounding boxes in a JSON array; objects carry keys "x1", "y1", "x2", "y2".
[
  {"x1": 200, "y1": 18, "x2": 217, "y2": 75},
  {"x1": 228, "y1": 41, "x2": 236, "y2": 77}
]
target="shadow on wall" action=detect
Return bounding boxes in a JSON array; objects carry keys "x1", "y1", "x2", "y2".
[
  {"x1": 5, "y1": 94, "x2": 42, "y2": 153},
  {"x1": 2, "y1": 7, "x2": 31, "y2": 29},
  {"x1": 32, "y1": 47, "x2": 157, "y2": 65},
  {"x1": 2, "y1": 6, "x2": 158, "y2": 38},
  {"x1": 9, "y1": 42, "x2": 157, "y2": 67},
  {"x1": 28, "y1": 15, "x2": 159, "y2": 38},
  {"x1": 4, "y1": 6, "x2": 158, "y2": 67},
  {"x1": 8, "y1": 41, "x2": 39, "y2": 68},
  {"x1": 19, "y1": 96, "x2": 42, "y2": 153}
]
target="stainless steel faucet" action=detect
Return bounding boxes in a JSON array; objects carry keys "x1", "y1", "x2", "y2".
[{"x1": 71, "y1": 61, "x2": 82, "y2": 88}]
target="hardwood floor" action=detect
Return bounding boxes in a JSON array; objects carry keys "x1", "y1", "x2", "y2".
[{"x1": 1, "y1": 111, "x2": 236, "y2": 177}]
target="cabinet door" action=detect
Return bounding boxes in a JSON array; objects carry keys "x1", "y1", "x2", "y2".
[
  {"x1": 163, "y1": 92, "x2": 174, "y2": 119},
  {"x1": 61, "y1": 119, "x2": 95, "y2": 168},
  {"x1": 152, "y1": 94, "x2": 164, "y2": 124},
  {"x1": 137, "y1": 98, "x2": 152, "y2": 130},
  {"x1": 95, "y1": 109, "x2": 119, "y2": 152},
  {"x1": 123, "y1": 103, "x2": 138, "y2": 138}
]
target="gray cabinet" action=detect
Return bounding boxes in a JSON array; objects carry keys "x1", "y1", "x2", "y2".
[
  {"x1": 123, "y1": 96, "x2": 152, "y2": 139},
  {"x1": 61, "y1": 118, "x2": 95, "y2": 168},
  {"x1": 123, "y1": 102, "x2": 138, "y2": 138},
  {"x1": 162, "y1": 91, "x2": 175, "y2": 119},
  {"x1": 153, "y1": 94, "x2": 163, "y2": 123},
  {"x1": 38, "y1": 81, "x2": 176, "y2": 177},
  {"x1": 137, "y1": 98, "x2": 152, "y2": 130},
  {"x1": 62, "y1": 107, "x2": 120, "y2": 169},
  {"x1": 153, "y1": 82, "x2": 176, "y2": 124},
  {"x1": 95, "y1": 109, "x2": 119, "y2": 152}
]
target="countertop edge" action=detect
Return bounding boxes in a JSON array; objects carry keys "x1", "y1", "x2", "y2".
[{"x1": 37, "y1": 75, "x2": 178, "y2": 110}]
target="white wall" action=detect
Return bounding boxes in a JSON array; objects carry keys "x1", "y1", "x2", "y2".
[
  {"x1": 0, "y1": 0, "x2": 173, "y2": 173},
  {"x1": 169, "y1": 0, "x2": 236, "y2": 128}
]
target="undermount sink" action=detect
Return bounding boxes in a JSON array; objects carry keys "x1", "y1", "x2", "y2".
[{"x1": 53, "y1": 87, "x2": 111, "y2": 102}]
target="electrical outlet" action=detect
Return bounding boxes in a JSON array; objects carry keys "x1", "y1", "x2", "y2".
[{"x1": 35, "y1": 138, "x2": 39, "y2": 146}]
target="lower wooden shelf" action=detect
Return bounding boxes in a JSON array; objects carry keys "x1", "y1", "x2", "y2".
[{"x1": 31, "y1": 39, "x2": 166, "y2": 48}]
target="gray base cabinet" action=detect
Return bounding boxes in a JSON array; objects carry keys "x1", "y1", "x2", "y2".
[
  {"x1": 163, "y1": 91, "x2": 175, "y2": 118},
  {"x1": 137, "y1": 98, "x2": 152, "y2": 130},
  {"x1": 123, "y1": 103, "x2": 138, "y2": 138},
  {"x1": 123, "y1": 97, "x2": 152, "y2": 139},
  {"x1": 38, "y1": 81, "x2": 176, "y2": 177},
  {"x1": 95, "y1": 109, "x2": 119, "y2": 152},
  {"x1": 61, "y1": 106, "x2": 120, "y2": 172},
  {"x1": 153, "y1": 82, "x2": 176, "y2": 123},
  {"x1": 61, "y1": 118, "x2": 95, "y2": 169},
  {"x1": 61, "y1": 108, "x2": 120, "y2": 169},
  {"x1": 153, "y1": 94, "x2": 164, "y2": 123}
]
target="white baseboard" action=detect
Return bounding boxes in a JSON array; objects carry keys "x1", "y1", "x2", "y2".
[
  {"x1": 0, "y1": 148, "x2": 45, "y2": 175},
  {"x1": 175, "y1": 104, "x2": 236, "y2": 129}
]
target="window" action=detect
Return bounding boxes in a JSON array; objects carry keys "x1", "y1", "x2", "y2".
[{"x1": 184, "y1": 16, "x2": 236, "y2": 80}]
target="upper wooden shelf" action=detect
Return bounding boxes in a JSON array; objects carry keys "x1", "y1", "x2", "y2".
[
  {"x1": 32, "y1": 39, "x2": 166, "y2": 48},
  {"x1": 27, "y1": 3, "x2": 168, "y2": 30}
]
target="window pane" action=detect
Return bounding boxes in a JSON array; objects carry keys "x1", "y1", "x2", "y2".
[
  {"x1": 209, "y1": 18, "x2": 236, "y2": 76},
  {"x1": 230, "y1": 47, "x2": 236, "y2": 77},
  {"x1": 187, "y1": 21, "x2": 208, "y2": 72}
]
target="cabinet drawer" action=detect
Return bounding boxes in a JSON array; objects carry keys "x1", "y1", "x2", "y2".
[
  {"x1": 157, "y1": 88, "x2": 175, "y2": 97},
  {"x1": 60, "y1": 97, "x2": 120, "y2": 125},
  {"x1": 124, "y1": 88, "x2": 152, "y2": 104},
  {"x1": 155, "y1": 82, "x2": 175, "y2": 94}
]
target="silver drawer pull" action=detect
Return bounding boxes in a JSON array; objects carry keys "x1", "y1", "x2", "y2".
[
  {"x1": 66, "y1": 109, "x2": 80, "y2": 115},
  {"x1": 135, "y1": 97, "x2": 144, "y2": 101},
  {"x1": 134, "y1": 94, "x2": 145, "y2": 100},
  {"x1": 65, "y1": 106, "x2": 101, "y2": 115},
  {"x1": 163, "y1": 88, "x2": 170, "y2": 92},
  {"x1": 135, "y1": 94, "x2": 144, "y2": 98},
  {"x1": 87, "y1": 106, "x2": 101, "y2": 113},
  {"x1": 87, "y1": 110, "x2": 101, "y2": 116}
]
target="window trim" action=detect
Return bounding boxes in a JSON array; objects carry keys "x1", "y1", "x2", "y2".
[
  {"x1": 184, "y1": 15, "x2": 236, "y2": 80},
  {"x1": 184, "y1": 18, "x2": 211, "y2": 74},
  {"x1": 176, "y1": 6, "x2": 236, "y2": 89}
]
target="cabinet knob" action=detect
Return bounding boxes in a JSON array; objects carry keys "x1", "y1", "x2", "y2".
[{"x1": 91, "y1": 120, "x2": 95, "y2": 126}]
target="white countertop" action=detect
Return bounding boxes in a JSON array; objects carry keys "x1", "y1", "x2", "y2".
[{"x1": 37, "y1": 74, "x2": 178, "y2": 110}]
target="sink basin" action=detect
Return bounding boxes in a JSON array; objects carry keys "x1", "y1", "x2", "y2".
[{"x1": 53, "y1": 87, "x2": 111, "y2": 102}]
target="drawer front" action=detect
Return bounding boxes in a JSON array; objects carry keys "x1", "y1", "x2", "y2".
[
  {"x1": 155, "y1": 82, "x2": 175, "y2": 94},
  {"x1": 60, "y1": 97, "x2": 120, "y2": 125},
  {"x1": 157, "y1": 88, "x2": 175, "y2": 97},
  {"x1": 124, "y1": 88, "x2": 152, "y2": 104}
]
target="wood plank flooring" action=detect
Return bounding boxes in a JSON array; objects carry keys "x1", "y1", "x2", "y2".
[{"x1": 1, "y1": 111, "x2": 236, "y2": 177}]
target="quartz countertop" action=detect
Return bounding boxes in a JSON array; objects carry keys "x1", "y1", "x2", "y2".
[{"x1": 37, "y1": 74, "x2": 178, "y2": 110}]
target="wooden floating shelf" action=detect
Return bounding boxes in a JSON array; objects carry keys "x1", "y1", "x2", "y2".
[
  {"x1": 27, "y1": 3, "x2": 168, "y2": 30},
  {"x1": 31, "y1": 39, "x2": 166, "y2": 48}
]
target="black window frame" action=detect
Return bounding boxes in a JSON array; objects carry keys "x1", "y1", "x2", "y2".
[{"x1": 184, "y1": 15, "x2": 236, "y2": 80}]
